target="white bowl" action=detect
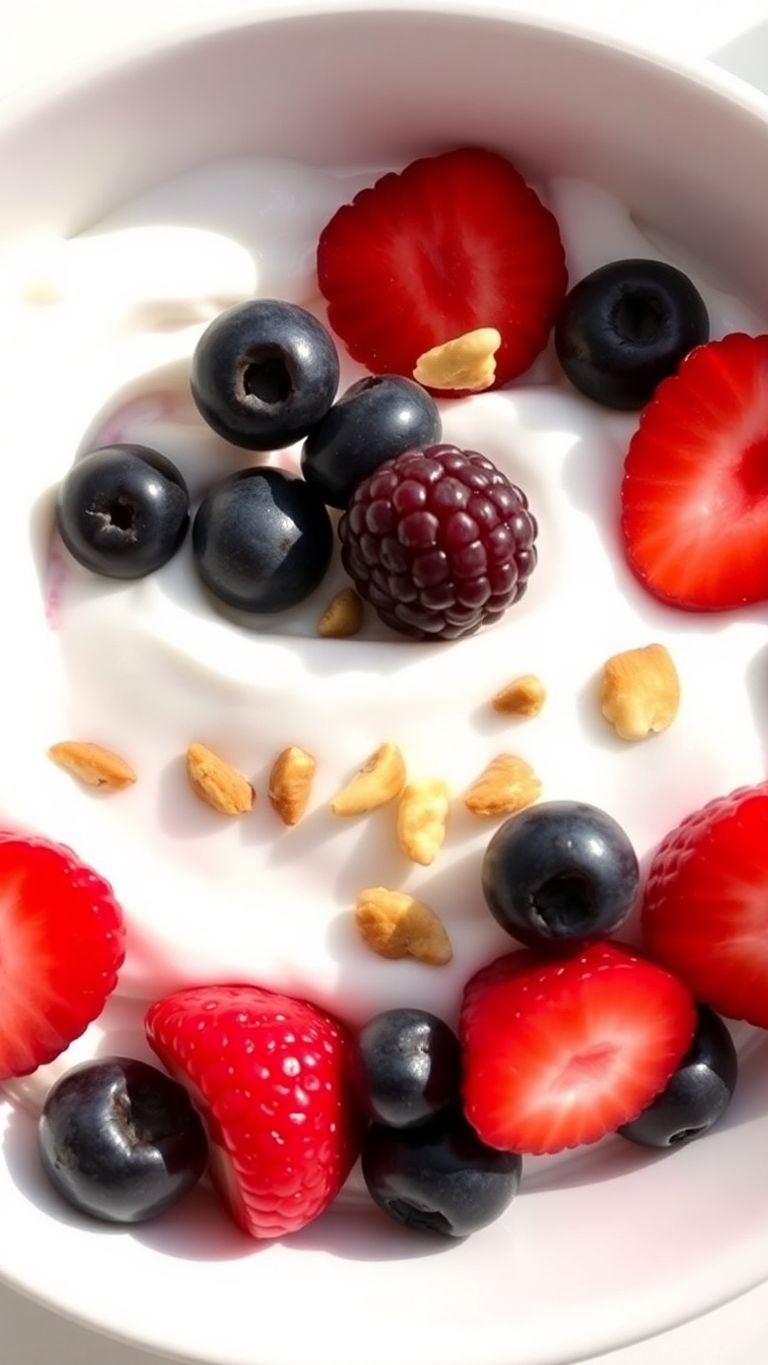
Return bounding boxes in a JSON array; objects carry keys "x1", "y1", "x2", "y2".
[{"x1": 1, "y1": 7, "x2": 768, "y2": 1365}]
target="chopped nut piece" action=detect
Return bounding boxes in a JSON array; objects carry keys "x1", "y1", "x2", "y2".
[
  {"x1": 492, "y1": 674, "x2": 547, "y2": 718},
  {"x1": 47, "y1": 741, "x2": 136, "y2": 791},
  {"x1": 600, "y1": 643, "x2": 680, "y2": 741},
  {"x1": 331, "y1": 742, "x2": 406, "y2": 815},
  {"x1": 413, "y1": 327, "x2": 502, "y2": 393},
  {"x1": 186, "y1": 743, "x2": 254, "y2": 816},
  {"x1": 465, "y1": 754, "x2": 541, "y2": 818},
  {"x1": 397, "y1": 779, "x2": 450, "y2": 866},
  {"x1": 356, "y1": 887, "x2": 452, "y2": 965},
  {"x1": 318, "y1": 588, "x2": 364, "y2": 638},
  {"x1": 268, "y1": 746, "x2": 316, "y2": 826}
]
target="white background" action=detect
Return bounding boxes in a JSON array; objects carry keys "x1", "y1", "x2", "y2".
[{"x1": 3, "y1": 1, "x2": 768, "y2": 1361}]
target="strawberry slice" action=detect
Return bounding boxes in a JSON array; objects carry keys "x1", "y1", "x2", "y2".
[
  {"x1": 621, "y1": 333, "x2": 768, "y2": 610},
  {"x1": 643, "y1": 784, "x2": 768, "y2": 1027},
  {"x1": 0, "y1": 834, "x2": 125, "y2": 1078},
  {"x1": 317, "y1": 148, "x2": 567, "y2": 393},
  {"x1": 460, "y1": 942, "x2": 695, "y2": 1155}
]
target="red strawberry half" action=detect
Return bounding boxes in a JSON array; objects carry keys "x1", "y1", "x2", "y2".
[
  {"x1": 146, "y1": 984, "x2": 362, "y2": 1240},
  {"x1": 0, "y1": 834, "x2": 125, "y2": 1079},
  {"x1": 643, "y1": 784, "x2": 768, "y2": 1027},
  {"x1": 460, "y1": 942, "x2": 695, "y2": 1155},
  {"x1": 317, "y1": 147, "x2": 567, "y2": 393},
  {"x1": 622, "y1": 332, "x2": 768, "y2": 610}
]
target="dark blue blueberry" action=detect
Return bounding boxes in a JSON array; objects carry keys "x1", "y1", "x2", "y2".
[
  {"x1": 482, "y1": 800, "x2": 639, "y2": 949},
  {"x1": 352, "y1": 1009, "x2": 461, "y2": 1129},
  {"x1": 192, "y1": 467, "x2": 332, "y2": 613},
  {"x1": 56, "y1": 444, "x2": 189, "y2": 579},
  {"x1": 38, "y1": 1057, "x2": 208, "y2": 1224},
  {"x1": 555, "y1": 259, "x2": 709, "y2": 409},
  {"x1": 301, "y1": 375, "x2": 441, "y2": 508},
  {"x1": 190, "y1": 299, "x2": 339, "y2": 450},
  {"x1": 619, "y1": 1005, "x2": 737, "y2": 1149},
  {"x1": 362, "y1": 1108, "x2": 522, "y2": 1238}
]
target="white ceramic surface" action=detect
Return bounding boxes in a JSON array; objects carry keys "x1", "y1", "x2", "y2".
[{"x1": 1, "y1": 8, "x2": 768, "y2": 1365}]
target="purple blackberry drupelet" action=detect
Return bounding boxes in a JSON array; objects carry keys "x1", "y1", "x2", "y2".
[{"x1": 338, "y1": 444, "x2": 538, "y2": 641}]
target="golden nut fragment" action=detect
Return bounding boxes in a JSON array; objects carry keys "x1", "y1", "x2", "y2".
[
  {"x1": 600, "y1": 643, "x2": 681, "y2": 741},
  {"x1": 186, "y1": 743, "x2": 254, "y2": 816},
  {"x1": 47, "y1": 741, "x2": 136, "y2": 792},
  {"x1": 355, "y1": 887, "x2": 452, "y2": 966},
  {"x1": 412, "y1": 327, "x2": 502, "y2": 393},
  {"x1": 331, "y1": 742, "x2": 406, "y2": 816},
  {"x1": 397, "y1": 779, "x2": 450, "y2": 866},
  {"x1": 464, "y1": 754, "x2": 542, "y2": 818},
  {"x1": 268, "y1": 746, "x2": 316, "y2": 826},
  {"x1": 491, "y1": 674, "x2": 547, "y2": 718},
  {"x1": 317, "y1": 588, "x2": 364, "y2": 639}
]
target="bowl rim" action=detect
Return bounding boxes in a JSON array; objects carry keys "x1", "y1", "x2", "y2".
[{"x1": 1, "y1": 5, "x2": 768, "y2": 1365}]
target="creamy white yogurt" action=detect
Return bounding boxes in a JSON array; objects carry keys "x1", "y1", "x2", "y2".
[{"x1": 1, "y1": 158, "x2": 766, "y2": 1109}]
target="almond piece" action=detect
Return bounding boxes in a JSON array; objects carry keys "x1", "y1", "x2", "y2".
[
  {"x1": 268, "y1": 746, "x2": 316, "y2": 826},
  {"x1": 186, "y1": 743, "x2": 254, "y2": 816},
  {"x1": 355, "y1": 887, "x2": 452, "y2": 966},
  {"x1": 465, "y1": 754, "x2": 541, "y2": 818},
  {"x1": 600, "y1": 644, "x2": 681, "y2": 741},
  {"x1": 318, "y1": 588, "x2": 364, "y2": 639},
  {"x1": 47, "y1": 741, "x2": 136, "y2": 791},
  {"x1": 397, "y1": 779, "x2": 450, "y2": 866},
  {"x1": 413, "y1": 327, "x2": 502, "y2": 393},
  {"x1": 492, "y1": 674, "x2": 546, "y2": 718},
  {"x1": 331, "y1": 742, "x2": 406, "y2": 816}
]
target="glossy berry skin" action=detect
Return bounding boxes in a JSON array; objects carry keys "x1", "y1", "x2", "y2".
[
  {"x1": 482, "y1": 801, "x2": 640, "y2": 949},
  {"x1": 642, "y1": 784, "x2": 768, "y2": 1025},
  {"x1": 190, "y1": 299, "x2": 339, "y2": 450},
  {"x1": 352, "y1": 1009, "x2": 461, "y2": 1129},
  {"x1": 193, "y1": 467, "x2": 333, "y2": 613},
  {"x1": 619, "y1": 1005, "x2": 737, "y2": 1149},
  {"x1": 57, "y1": 444, "x2": 190, "y2": 579},
  {"x1": 362, "y1": 1107, "x2": 521, "y2": 1238},
  {"x1": 39, "y1": 1057, "x2": 208, "y2": 1224},
  {"x1": 301, "y1": 375, "x2": 441, "y2": 509},
  {"x1": 339, "y1": 444, "x2": 537, "y2": 640},
  {"x1": 555, "y1": 259, "x2": 709, "y2": 409},
  {"x1": 146, "y1": 984, "x2": 361, "y2": 1239},
  {"x1": 0, "y1": 835, "x2": 125, "y2": 1080}
]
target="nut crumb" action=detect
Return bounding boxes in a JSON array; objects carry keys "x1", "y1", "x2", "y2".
[
  {"x1": 492, "y1": 674, "x2": 546, "y2": 718},
  {"x1": 397, "y1": 779, "x2": 450, "y2": 866},
  {"x1": 465, "y1": 754, "x2": 541, "y2": 818},
  {"x1": 413, "y1": 327, "x2": 502, "y2": 393},
  {"x1": 331, "y1": 742, "x2": 406, "y2": 816},
  {"x1": 47, "y1": 741, "x2": 136, "y2": 791},
  {"x1": 318, "y1": 588, "x2": 364, "y2": 638},
  {"x1": 268, "y1": 746, "x2": 316, "y2": 826},
  {"x1": 356, "y1": 887, "x2": 452, "y2": 965},
  {"x1": 186, "y1": 743, "x2": 254, "y2": 816},
  {"x1": 600, "y1": 644, "x2": 680, "y2": 741}
]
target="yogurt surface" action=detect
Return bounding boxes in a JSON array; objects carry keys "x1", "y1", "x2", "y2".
[{"x1": 1, "y1": 157, "x2": 766, "y2": 1098}]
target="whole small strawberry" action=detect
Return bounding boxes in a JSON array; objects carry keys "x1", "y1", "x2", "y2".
[
  {"x1": 0, "y1": 834, "x2": 125, "y2": 1079},
  {"x1": 145, "y1": 984, "x2": 362, "y2": 1239},
  {"x1": 643, "y1": 784, "x2": 768, "y2": 1026}
]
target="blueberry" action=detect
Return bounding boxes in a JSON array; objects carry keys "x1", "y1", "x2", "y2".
[
  {"x1": 193, "y1": 467, "x2": 333, "y2": 613},
  {"x1": 57, "y1": 444, "x2": 189, "y2": 579},
  {"x1": 619, "y1": 1005, "x2": 737, "y2": 1149},
  {"x1": 362, "y1": 1108, "x2": 522, "y2": 1238},
  {"x1": 301, "y1": 375, "x2": 441, "y2": 508},
  {"x1": 352, "y1": 1009, "x2": 461, "y2": 1129},
  {"x1": 38, "y1": 1057, "x2": 208, "y2": 1224},
  {"x1": 555, "y1": 259, "x2": 709, "y2": 409},
  {"x1": 482, "y1": 801, "x2": 639, "y2": 949},
  {"x1": 190, "y1": 300, "x2": 339, "y2": 450}
]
